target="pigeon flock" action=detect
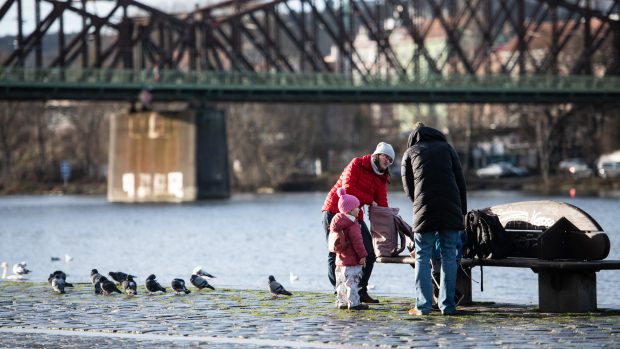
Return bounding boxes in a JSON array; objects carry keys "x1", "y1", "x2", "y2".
[{"x1": 1, "y1": 262, "x2": 294, "y2": 298}]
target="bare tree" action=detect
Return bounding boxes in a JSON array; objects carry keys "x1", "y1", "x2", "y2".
[
  {"x1": 63, "y1": 102, "x2": 112, "y2": 179},
  {"x1": 224, "y1": 103, "x2": 381, "y2": 191},
  {"x1": 0, "y1": 102, "x2": 43, "y2": 187},
  {"x1": 34, "y1": 109, "x2": 48, "y2": 181}
]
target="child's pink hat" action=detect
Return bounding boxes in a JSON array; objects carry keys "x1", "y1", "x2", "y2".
[{"x1": 337, "y1": 187, "x2": 360, "y2": 214}]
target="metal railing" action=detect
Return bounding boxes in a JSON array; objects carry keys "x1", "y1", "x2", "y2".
[{"x1": 2, "y1": 67, "x2": 619, "y2": 91}]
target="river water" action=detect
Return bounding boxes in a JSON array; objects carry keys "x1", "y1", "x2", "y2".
[{"x1": 1, "y1": 191, "x2": 619, "y2": 308}]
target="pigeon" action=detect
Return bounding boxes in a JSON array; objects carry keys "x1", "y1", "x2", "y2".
[
  {"x1": 90, "y1": 269, "x2": 104, "y2": 294},
  {"x1": 171, "y1": 278, "x2": 191, "y2": 294},
  {"x1": 109, "y1": 271, "x2": 136, "y2": 285},
  {"x1": 48, "y1": 270, "x2": 66, "y2": 283},
  {"x1": 192, "y1": 266, "x2": 215, "y2": 278},
  {"x1": 13, "y1": 262, "x2": 31, "y2": 275},
  {"x1": 90, "y1": 269, "x2": 103, "y2": 284},
  {"x1": 145, "y1": 274, "x2": 166, "y2": 294},
  {"x1": 48, "y1": 271, "x2": 73, "y2": 288},
  {"x1": 268, "y1": 275, "x2": 292, "y2": 297},
  {"x1": 190, "y1": 274, "x2": 215, "y2": 290},
  {"x1": 98, "y1": 276, "x2": 122, "y2": 295},
  {"x1": 122, "y1": 275, "x2": 138, "y2": 296},
  {"x1": 51, "y1": 275, "x2": 66, "y2": 294}
]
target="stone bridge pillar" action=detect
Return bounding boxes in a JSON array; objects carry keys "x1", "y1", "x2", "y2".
[{"x1": 107, "y1": 106, "x2": 229, "y2": 202}]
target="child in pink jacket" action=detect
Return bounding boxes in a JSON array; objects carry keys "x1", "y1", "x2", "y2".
[{"x1": 329, "y1": 188, "x2": 369, "y2": 310}]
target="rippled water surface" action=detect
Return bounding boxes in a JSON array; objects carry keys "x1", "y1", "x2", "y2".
[{"x1": 1, "y1": 191, "x2": 619, "y2": 308}]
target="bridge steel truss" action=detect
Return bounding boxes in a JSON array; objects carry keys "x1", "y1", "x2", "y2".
[{"x1": 2, "y1": 0, "x2": 619, "y2": 78}]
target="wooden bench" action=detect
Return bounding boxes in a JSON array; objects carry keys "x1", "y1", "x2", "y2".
[{"x1": 377, "y1": 255, "x2": 620, "y2": 313}]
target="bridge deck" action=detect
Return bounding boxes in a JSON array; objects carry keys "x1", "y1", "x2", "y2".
[{"x1": 1, "y1": 68, "x2": 619, "y2": 103}]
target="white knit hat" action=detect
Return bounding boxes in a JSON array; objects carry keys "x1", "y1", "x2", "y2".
[{"x1": 372, "y1": 142, "x2": 395, "y2": 161}]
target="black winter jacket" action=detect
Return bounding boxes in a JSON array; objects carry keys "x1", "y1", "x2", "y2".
[{"x1": 401, "y1": 126, "x2": 467, "y2": 233}]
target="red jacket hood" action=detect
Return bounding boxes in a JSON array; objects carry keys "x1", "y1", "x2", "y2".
[{"x1": 330, "y1": 212, "x2": 356, "y2": 232}]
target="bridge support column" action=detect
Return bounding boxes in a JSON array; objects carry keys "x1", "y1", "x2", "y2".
[{"x1": 107, "y1": 106, "x2": 229, "y2": 202}]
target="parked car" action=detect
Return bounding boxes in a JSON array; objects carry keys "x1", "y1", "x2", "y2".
[
  {"x1": 597, "y1": 161, "x2": 620, "y2": 179},
  {"x1": 476, "y1": 162, "x2": 529, "y2": 178},
  {"x1": 597, "y1": 150, "x2": 620, "y2": 179},
  {"x1": 557, "y1": 158, "x2": 593, "y2": 179},
  {"x1": 559, "y1": 158, "x2": 584, "y2": 170}
]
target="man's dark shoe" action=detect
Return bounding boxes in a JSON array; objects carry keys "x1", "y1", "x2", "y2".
[
  {"x1": 349, "y1": 303, "x2": 370, "y2": 310},
  {"x1": 441, "y1": 309, "x2": 459, "y2": 316},
  {"x1": 359, "y1": 292, "x2": 380, "y2": 304}
]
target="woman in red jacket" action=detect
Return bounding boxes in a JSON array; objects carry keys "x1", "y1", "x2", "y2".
[{"x1": 322, "y1": 142, "x2": 395, "y2": 304}]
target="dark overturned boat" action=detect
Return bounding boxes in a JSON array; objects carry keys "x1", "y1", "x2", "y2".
[{"x1": 480, "y1": 200, "x2": 610, "y2": 261}]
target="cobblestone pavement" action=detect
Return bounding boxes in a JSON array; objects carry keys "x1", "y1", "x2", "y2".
[{"x1": 1, "y1": 282, "x2": 619, "y2": 348}]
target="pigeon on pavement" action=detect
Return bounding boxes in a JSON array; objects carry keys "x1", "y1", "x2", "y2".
[
  {"x1": 190, "y1": 274, "x2": 215, "y2": 290},
  {"x1": 171, "y1": 278, "x2": 191, "y2": 294},
  {"x1": 48, "y1": 270, "x2": 73, "y2": 288},
  {"x1": 268, "y1": 275, "x2": 292, "y2": 297},
  {"x1": 13, "y1": 262, "x2": 31, "y2": 275},
  {"x1": 90, "y1": 269, "x2": 104, "y2": 294},
  {"x1": 99, "y1": 276, "x2": 122, "y2": 295},
  {"x1": 51, "y1": 275, "x2": 66, "y2": 294},
  {"x1": 192, "y1": 266, "x2": 215, "y2": 278},
  {"x1": 122, "y1": 275, "x2": 138, "y2": 295},
  {"x1": 109, "y1": 271, "x2": 136, "y2": 285},
  {"x1": 145, "y1": 274, "x2": 166, "y2": 294}
]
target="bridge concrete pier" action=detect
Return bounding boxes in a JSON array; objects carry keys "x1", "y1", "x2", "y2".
[{"x1": 107, "y1": 106, "x2": 229, "y2": 202}]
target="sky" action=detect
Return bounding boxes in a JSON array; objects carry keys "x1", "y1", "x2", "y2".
[
  {"x1": 2, "y1": 0, "x2": 617, "y2": 37},
  {"x1": 0, "y1": 0, "x2": 207, "y2": 37}
]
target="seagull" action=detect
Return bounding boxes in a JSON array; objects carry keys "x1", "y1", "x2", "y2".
[
  {"x1": 122, "y1": 275, "x2": 138, "y2": 296},
  {"x1": 171, "y1": 278, "x2": 191, "y2": 294},
  {"x1": 13, "y1": 262, "x2": 31, "y2": 275},
  {"x1": 190, "y1": 274, "x2": 215, "y2": 290},
  {"x1": 1, "y1": 262, "x2": 26, "y2": 281},
  {"x1": 48, "y1": 271, "x2": 73, "y2": 288},
  {"x1": 192, "y1": 266, "x2": 215, "y2": 278},
  {"x1": 268, "y1": 275, "x2": 292, "y2": 297},
  {"x1": 64, "y1": 254, "x2": 73, "y2": 262},
  {"x1": 51, "y1": 275, "x2": 66, "y2": 294},
  {"x1": 145, "y1": 274, "x2": 166, "y2": 294},
  {"x1": 109, "y1": 271, "x2": 136, "y2": 285},
  {"x1": 289, "y1": 272, "x2": 299, "y2": 282},
  {"x1": 90, "y1": 269, "x2": 103, "y2": 294},
  {"x1": 98, "y1": 276, "x2": 122, "y2": 295}
]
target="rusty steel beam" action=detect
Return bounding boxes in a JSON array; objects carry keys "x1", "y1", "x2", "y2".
[{"x1": 0, "y1": 0, "x2": 618, "y2": 77}]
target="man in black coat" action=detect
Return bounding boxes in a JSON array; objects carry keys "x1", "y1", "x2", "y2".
[{"x1": 401, "y1": 123, "x2": 467, "y2": 315}]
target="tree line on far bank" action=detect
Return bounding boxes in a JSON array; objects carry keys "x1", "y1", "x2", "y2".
[{"x1": 0, "y1": 101, "x2": 618, "y2": 194}]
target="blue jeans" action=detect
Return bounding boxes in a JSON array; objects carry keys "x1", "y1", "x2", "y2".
[
  {"x1": 431, "y1": 232, "x2": 465, "y2": 267},
  {"x1": 414, "y1": 230, "x2": 460, "y2": 314},
  {"x1": 323, "y1": 211, "x2": 375, "y2": 294}
]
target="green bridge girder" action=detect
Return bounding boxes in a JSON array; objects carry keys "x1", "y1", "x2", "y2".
[{"x1": 1, "y1": 68, "x2": 619, "y2": 104}]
